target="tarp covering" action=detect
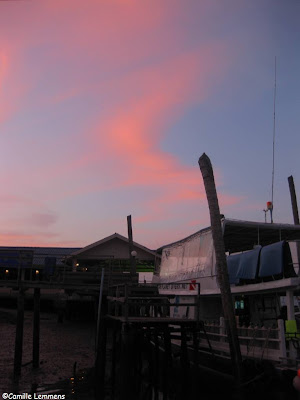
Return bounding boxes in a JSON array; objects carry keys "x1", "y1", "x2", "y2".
[
  {"x1": 236, "y1": 245, "x2": 261, "y2": 280},
  {"x1": 227, "y1": 246, "x2": 261, "y2": 284},
  {"x1": 158, "y1": 228, "x2": 215, "y2": 284},
  {"x1": 259, "y1": 241, "x2": 285, "y2": 277},
  {"x1": 227, "y1": 254, "x2": 242, "y2": 284},
  {"x1": 157, "y1": 219, "x2": 300, "y2": 288},
  {"x1": 258, "y1": 240, "x2": 296, "y2": 278}
]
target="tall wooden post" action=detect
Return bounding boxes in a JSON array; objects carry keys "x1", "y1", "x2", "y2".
[
  {"x1": 14, "y1": 287, "x2": 25, "y2": 377},
  {"x1": 127, "y1": 215, "x2": 136, "y2": 276},
  {"x1": 288, "y1": 176, "x2": 300, "y2": 224},
  {"x1": 198, "y1": 153, "x2": 242, "y2": 383},
  {"x1": 33, "y1": 288, "x2": 40, "y2": 369},
  {"x1": 288, "y1": 175, "x2": 300, "y2": 275}
]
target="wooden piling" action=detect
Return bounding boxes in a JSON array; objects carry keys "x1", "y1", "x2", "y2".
[
  {"x1": 14, "y1": 287, "x2": 25, "y2": 377},
  {"x1": 288, "y1": 175, "x2": 300, "y2": 275},
  {"x1": 127, "y1": 215, "x2": 136, "y2": 276},
  {"x1": 153, "y1": 329, "x2": 159, "y2": 400},
  {"x1": 288, "y1": 175, "x2": 300, "y2": 225},
  {"x1": 95, "y1": 318, "x2": 107, "y2": 400},
  {"x1": 163, "y1": 326, "x2": 172, "y2": 400},
  {"x1": 33, "y1": 288, "x2": 40, "y2": 369},
  {"x1": 119, "y1": 323, "x2": 134, "y2": 400},
  {"x1": 199, "y1": 153, "x2": 243, "y2": 384},
  {"x1": 110, "y1": 324, "x2": 117, "y2": 400}
]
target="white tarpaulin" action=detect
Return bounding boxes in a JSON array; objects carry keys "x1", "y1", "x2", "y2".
[{"x1": 158, "y1": 228, "x2": 216, "y2": 285}]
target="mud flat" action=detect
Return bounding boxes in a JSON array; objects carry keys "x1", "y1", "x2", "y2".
[{"x1": 0, "y1": 308, "x2": 95, "y2": 395}]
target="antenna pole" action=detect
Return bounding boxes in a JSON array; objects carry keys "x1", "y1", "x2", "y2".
[{"x1": 271, "y1": 56, "x2": 277, "y2": 223}]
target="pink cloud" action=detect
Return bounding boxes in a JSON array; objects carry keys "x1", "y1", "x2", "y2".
[
  {"x1": 30, "y1": 212, "x2": 58, "y2": 228},
  {"x1": 0, "y1": 0, "x2": 244, "y2": 248},
  {"x1": 85, "y1": 46, "x2": 237, "y2": 209},
  {"x1": 0, "y1": 230, "x2": 82, "y2": 248}
]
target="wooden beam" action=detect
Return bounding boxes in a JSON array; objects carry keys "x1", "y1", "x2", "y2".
[
  {"x1": 14, "y1": 287, "x2": 25, "y2": 377},
  {"x1": 288, "y1": 175, "x2": 300, "y2": 225},
  {"x1": 288, "y1": 175, "x2": 300, "y2": 275},
  {"x1": 127, "y1": 215, "x2": 136, "y2": 276},
  {"x1": 198, "y1": 153, "x2": 242, "y2": 384},
  {"x1": 33, "y1": 288, "x2": 40, "y2": 369}
]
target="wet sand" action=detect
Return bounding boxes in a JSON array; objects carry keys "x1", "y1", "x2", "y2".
[{"x1": 0, "y1": 308, "x2": 96, "y2": 394}]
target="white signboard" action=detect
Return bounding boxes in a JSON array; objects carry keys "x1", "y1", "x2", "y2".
[{"x1": 158, "y1": 281, "x2": 199, "y2": 295}]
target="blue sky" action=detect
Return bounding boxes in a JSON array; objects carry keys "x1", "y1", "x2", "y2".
[{"x1": 0, "y1": 0, "x2": 299, "y2": 249}]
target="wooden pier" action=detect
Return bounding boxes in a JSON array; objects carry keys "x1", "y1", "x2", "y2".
[{"x1": 93, "y1": 283, "x2": 236, "y2": 400}]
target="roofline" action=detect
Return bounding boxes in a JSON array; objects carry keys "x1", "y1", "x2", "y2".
[
  {"x1": 0, "y1": 245, "x2": 81, "y2": 251},
  {"x1": 159, "y1": 218, "x2": 300, "y2": 250},
  {"x1": 222, "y1": 218, "x2": 300, "y2": 231},
  {"x1": 70, "y1": 232, "x2": 160, "y2": 258},
  {"x1": 158, "y1": 225, "x2": 212, "y2": 250}
]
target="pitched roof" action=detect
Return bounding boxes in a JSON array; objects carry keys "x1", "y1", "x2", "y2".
[{"x1": 70, "y1": 232, "x2": 159, "y2": 258}]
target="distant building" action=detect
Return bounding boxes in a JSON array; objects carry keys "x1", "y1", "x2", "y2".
[
  {"x1": 0, "y1": 246, "x2": 80, "y2": 281},
  {"x1": 0, "y1": 233, "x2": 160, "y2": 283},
  {"x1": 65, "y1": 233, "x2": 160, "y2": 283}
]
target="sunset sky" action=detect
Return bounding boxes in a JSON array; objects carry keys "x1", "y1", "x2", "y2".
[{"x1": 0, "y1": 0, "x2": 299, "y2": 249}]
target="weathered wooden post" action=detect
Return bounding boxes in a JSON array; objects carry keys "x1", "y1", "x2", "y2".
[
  {"x1": 94, "y1": 268, "x2": 106, "y2": 399},
  {"x1": 198, "y1": 153, "x2": 242, "y2": 384},
  {"x1": 288, "y1": 176, "x2": 300, "y2": 225},
  {"x1": 127, "y1": 215, "x2": 137, "y2": 277},
  {"x1": 33, "y1": 287, "x2": 40, "y2": 368},
  {"x1": 288, "y1": 175, "x2": 300, "y2": 275},
  {"x1": 14, "y1": 287, "x2": 25, "y2": 377}
]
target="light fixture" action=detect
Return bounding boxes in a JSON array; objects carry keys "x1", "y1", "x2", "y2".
[{"x1": 131, "y1": 250, "x2": 137, "y2": 257}]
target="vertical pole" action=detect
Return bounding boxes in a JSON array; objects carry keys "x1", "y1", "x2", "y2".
[
  {"x1": 110, "y1": 324, "x2": 117, "y2": 400},
  {"x1": 124, "y1": 284, "x2": 129, "y2": 322},
  {"x1": 163, "y1": 326, "x2": 172, "y2": 400},
  {"x1": 33, "y1": 288, "x2": 40, "y2": 369},
  {"x1": 153, "y1": 329, "x2": 159, "y2": 400},
  {"x1": 199, "y1": 153, "x2": 242, "y2": 384},
  {"x1": 14, "y1": 287, "x2": 25, "y2": 377},
  {"x1": 96, "y1": 268, "x2": 105, "y2": 353},
  {"x1": 220, "y1": 316, "x2": 226, "y2": 343},
  {"x1": 95, "y1": 320, "x2": 107, "y2": 400},
  {"x1": 180, "y1": 325, "x2": 189, "y2": 399},
  {"x1": 286, "y1": 289, "x2": 295, "y2": 321},
  {"x1": 95, "y1": 268, "x2": 106, "y2": 400},
  {"x1": 288, "y1": 175, "x2": 300, "y2": 275},
  {"x1": 277, "y1": 319, "x2": 287, "y2": 360},
  {"x1": 127, "y1": 215, "x2": 136, "y2": 276},
  {"x1": 288, "y1": 176, "x2": 300, "y2": 224},
  {"x1": 196, "y1": 283, "x2": 200, "y2": 322}
]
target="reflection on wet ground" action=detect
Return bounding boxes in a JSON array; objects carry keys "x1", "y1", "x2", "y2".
[{"x1": 0, "y1": 308, "x2": 96, "y2": 398}]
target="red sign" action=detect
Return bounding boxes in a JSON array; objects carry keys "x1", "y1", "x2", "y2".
[{"x1": 189, "y1": 280, "x2": 196, "y2": 291}]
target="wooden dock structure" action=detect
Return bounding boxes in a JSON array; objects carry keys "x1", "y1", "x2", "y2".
[{"x1": 93, "y1": 282, "x2": 234, "y2": 400}]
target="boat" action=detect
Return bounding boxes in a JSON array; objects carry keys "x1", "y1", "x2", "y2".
[{"x1": 153, "y1": 218, "x2": 300, "y2": 381}]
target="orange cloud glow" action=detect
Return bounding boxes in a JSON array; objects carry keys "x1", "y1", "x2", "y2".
[{"x1": 0, "y1": 0, "x2": 248, "y2": 248}]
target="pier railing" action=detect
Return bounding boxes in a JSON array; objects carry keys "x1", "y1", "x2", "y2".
[
  {"x1": 198, "y1": 318, "x2": 297, "y2": 366},
  {"x1": 106, "y1": 282, "x2": 201, "y2": 322}
]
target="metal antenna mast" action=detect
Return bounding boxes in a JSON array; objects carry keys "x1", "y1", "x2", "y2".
[{"x1": 270, "y1": 56, "x2": 277, "y2": 223}]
